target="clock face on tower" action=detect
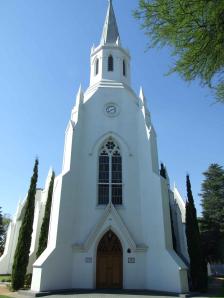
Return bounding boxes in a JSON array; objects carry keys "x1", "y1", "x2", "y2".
[{"x1": 104, "y1": 103, "x2": 119, "y2": 117}]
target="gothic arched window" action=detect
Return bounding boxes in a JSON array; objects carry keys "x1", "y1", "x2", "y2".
[
  {"x1": 95, "y1": 58, "x2": 99, "y2": 75},
  {"x1": 123, "y1": 60, "x2": 126, "y2": 76},
  {"x1": 98, "y1": 138, "x2": 122, "y2": 205},
  {"x1": 108, "y1": 55, "x2": 114, "y2": 72}
]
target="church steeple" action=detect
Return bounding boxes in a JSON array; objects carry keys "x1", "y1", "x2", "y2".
[
  {"x1": 89, "y1": 0, "x2": 131, "y2": 88},
  {"x1": 100, "y1": 0, "x2": 120, "y2": 45}
]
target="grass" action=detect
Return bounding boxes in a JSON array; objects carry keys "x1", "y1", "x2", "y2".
[
  {"x1": 0, "y1": 296, "x2": 12, "y2": 298},
  {"x1": 219, "y1": 282, "x2": 224, "y2": 297},
  {"x1": 211, "y1": 276, "x2": 224, "y2": 298},
  {"x1": 0, "y1": 275, "x2": 11, "y2": 282}
]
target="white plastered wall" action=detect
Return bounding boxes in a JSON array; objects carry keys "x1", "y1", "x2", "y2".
[
  {"x1": 31, "y1": 80, "x2": 189, "y2": 293},
  {"x1": 0, "y1": 200, "x2": 25, "y2": 274}
]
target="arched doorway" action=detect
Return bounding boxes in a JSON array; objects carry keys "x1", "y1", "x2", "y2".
[{"x1": 96, "y1": 230, "x2": 123, "y2": 289}]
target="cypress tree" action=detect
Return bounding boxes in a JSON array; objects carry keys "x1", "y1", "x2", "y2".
[
  {"x1": 185, "y1": 174, "x2": 207, "y2": 292},
  {"x1": 160, "y1": 163, "x2": 167, "y2": 179},
  {"x1": 160, "y1": 164, "x2": 177, "y2": 251},
  {"x1": 36, "y1": 171, "x2": 55, "y2": 258},
  {"x1": 200, "y1": 164, "x2": 224, "y2": 261},
  {"x1": 11, "y1": 159, "x2": 39, "y2": 290},
  {"x1": 0, "y1": 207, "x2": 4, "y2": 256}
]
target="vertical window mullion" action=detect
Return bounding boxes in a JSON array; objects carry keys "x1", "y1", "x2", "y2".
[{"x1": 109, "y1": 154, "x2": 112, "y2": 203}]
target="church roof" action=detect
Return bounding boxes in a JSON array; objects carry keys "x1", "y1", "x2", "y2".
[{"x1": 100, "y1": 0, "x2": 120, "y2": 45}]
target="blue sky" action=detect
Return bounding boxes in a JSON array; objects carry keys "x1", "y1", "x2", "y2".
[{"x1": 0, "y1": 0, "x2": 223, "y2": 217}]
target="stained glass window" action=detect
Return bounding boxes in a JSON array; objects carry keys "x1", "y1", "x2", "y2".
[{"x1": 98, "y1": 138, "x2": 122, "y2": 205}]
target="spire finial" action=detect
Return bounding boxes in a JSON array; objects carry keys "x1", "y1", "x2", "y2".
[{"x1": 100, "y1": 0, "x2": 120, "y2": 45}]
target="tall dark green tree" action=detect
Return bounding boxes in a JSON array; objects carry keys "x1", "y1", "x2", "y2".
[
  {"x1": 200, "y1": 164, "x2": 224, "y2": 262},
  {"x1": 36, "y1": 171, "x2": 55, "y2": 258},
  {"x1": 160, "y1": 163, "x2": 177, "y2": 251},
  {"x1": 185, "y1": 175, "x2": 207, "y2": 292},
  {"x1": 0, "y1": 207, "x2": 4, "y2": 256},
  {"x1": 0, "y1": 211, "x2": 11, "y2": 256},
  {"x1": 134, "y1": 0, "x2": 224, "y2": 103},
  {"x1": 160, "y1": 163, "x2": 167, "y2": 179},
  {"x1": 11, "y1": 159, "x2": 39, "y2": 290}
]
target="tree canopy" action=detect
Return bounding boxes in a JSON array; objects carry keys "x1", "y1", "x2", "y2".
[
  {"x1": 200, "y1": 163, "x2": 224, "y2": 261},
  {"x1": 11, "y1": 159, "x2": 39, "y2": 290},
  {"x1": 134, "y1": 0, "x2": 224, "y2": 103}
]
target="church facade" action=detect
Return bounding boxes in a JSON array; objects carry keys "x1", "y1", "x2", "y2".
[
  {"x1": 1, "y1": 1, "x2": 189, "y2": 293},
  {"x1": 31, "y1": 1, "x2": 188, "y2": 292}
]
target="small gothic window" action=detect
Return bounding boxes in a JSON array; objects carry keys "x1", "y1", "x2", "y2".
[
  {"x1": 123, "y1": 60, "x2": 126, "y2": 76},
  {"x1": 98, "y1": 138, "x2": 122, "y2": 205},
  {"x1": 108, "y1": 55, "x2": 114, "y2": 72},
  {"x1": 95, "y1": 58, "x2": 99, "y2": 75}
]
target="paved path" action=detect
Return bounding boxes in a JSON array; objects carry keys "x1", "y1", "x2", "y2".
[
  {"x1": 35, "y1": 295, "x2": 177, "y2": 298},
  {"x1": 24, "y1": 294, "x2": 179, "y2": 298},
  {"x1": 0, "y1": 277, "x2": 223, "y2": 298},
  {"x1": 0, "y1": 285, "x2": 179, "y2": 298}
]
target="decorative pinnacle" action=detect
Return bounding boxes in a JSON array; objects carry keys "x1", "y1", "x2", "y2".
[
  {"x1": 139, "y1": 86, "x2": 145, "y2": 102},
  {"x1": 76, "y1": 84, "x2": 84, "y2": 106}
]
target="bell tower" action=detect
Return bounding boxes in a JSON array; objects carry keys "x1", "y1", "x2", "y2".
[{"x1": 90, "y1": 0, "x2": 131, "y2": 87}]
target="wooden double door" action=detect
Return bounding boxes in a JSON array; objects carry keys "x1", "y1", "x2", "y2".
[{"x1": 96, "y1": 230, "x2": 123, "y2": 289}]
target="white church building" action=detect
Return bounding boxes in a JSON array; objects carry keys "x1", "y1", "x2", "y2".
[
  {"x1": 0, "y1": 1, "x2": 190, "y2": 293},
  {"x1": 0, "y1": 169, "x2": 53, "y2": 275}
]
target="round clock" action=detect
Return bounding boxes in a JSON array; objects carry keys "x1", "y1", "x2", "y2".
[{"x1": 105, "y1": 103, "x2": 119, "y2": 117}]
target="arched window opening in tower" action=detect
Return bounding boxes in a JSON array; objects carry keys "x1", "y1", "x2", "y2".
[
  {"x1": 123, "y1": 60, "x2": 126, "y2": 76},
  {"x1": 108, "y1": 55, "x2": 114, "y2": 72},
  {"x1": 98, "y1": 138, "x2": 122, "y2": 205},
  {"x1": 95, "y1": 58, "x2": 99, "y2": 75}
]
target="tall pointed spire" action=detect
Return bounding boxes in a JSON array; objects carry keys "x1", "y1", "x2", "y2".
[{"x1": 100, "y1": 0, "x2": 120, "y2": 45}]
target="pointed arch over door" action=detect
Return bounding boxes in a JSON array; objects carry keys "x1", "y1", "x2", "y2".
[{"x1": 96, "y1": 230, "x2": 123, "y2": 289}]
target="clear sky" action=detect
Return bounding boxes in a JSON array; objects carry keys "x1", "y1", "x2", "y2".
[{"x1": 0, "y1": 0, "x2": 223, "y2": 217}]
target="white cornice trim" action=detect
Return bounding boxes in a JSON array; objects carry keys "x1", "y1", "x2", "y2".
[
  {"x1": 84, "y1": 80, "x2": 138, "y2": 104},
  {"x1": 91, "y1": 45, "x2": 130, "y2": 59}
]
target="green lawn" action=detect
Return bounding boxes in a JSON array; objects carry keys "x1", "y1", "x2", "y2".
[
  {"x1": 212, "y1": 277, "x2": 224, "y2": 298},
  {"x1": 0, "y1": 296, "x2": 12, "y2": 298},
  {"x1": 218, "y1": 278, "x2": 224, "y2": 298},
  {"x1": 219, "y1": 286, "x2": 224, "y2": 297},
  {"x1": 0, "y1": 275, "x2": 11, "y2": 282}
]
